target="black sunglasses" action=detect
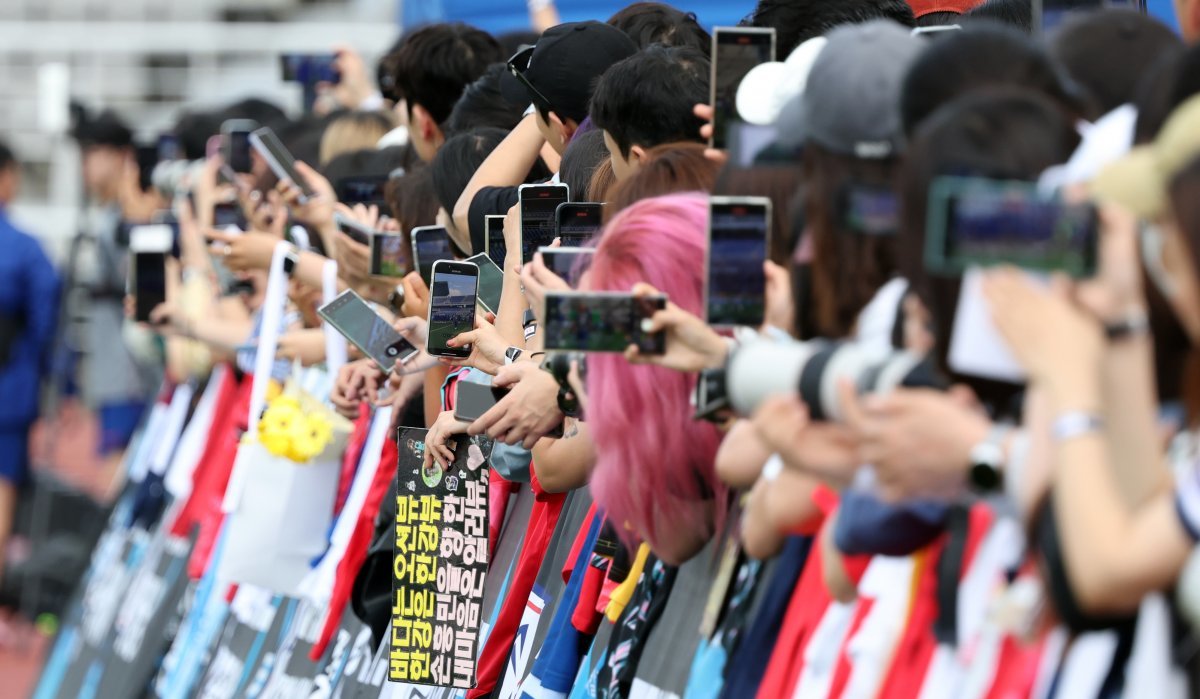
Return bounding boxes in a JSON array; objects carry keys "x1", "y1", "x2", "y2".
[{"x1": 506, "y1": 45, "x2": 556, "y2": 117}]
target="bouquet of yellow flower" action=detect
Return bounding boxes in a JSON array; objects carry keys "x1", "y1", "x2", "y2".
[{"x1": 256, "y1": 378, "x2": 351, "y2": 464}]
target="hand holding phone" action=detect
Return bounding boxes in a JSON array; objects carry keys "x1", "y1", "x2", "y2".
[
  {"x1": 411, "y1": 226, "x2": 455, "y2": 285},
  {"x1": 426, "y1": 260, "x2": 480, "y2": 358},
  {"x1": 519, "y1": 183, "x2": 570, "y2": 265},
  {"x1": 454, "y1": 382, "x2": 511, "y2": 423},
  {"x1": 555, "y1": 202, "x2": 602, "y2": 247},
  {"x1": 710, "y1": 27, "x2": 776, "y2": 150},
  {"x1": 318, "y1": 289, "x2": 419, "y2": 371},
  {"x1": 542, "y1": 291, "x2": 667, "y2": 354},
  {"x1": 250, "y1": 127, "x2": 315, "y2": 200}
]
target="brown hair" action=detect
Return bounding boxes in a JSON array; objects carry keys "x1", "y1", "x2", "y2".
[
  {"x1": 1168, "y1": 156, "x2": 1200, "y2": 423},
  {"x1": 385, "y1": 166, "x2": 438, "y2": 239},
  {"x1": 588, "y1": 157, "x2": 617, "y2": 204},
  {"x1": 319, "y1": 110, "x2": 397, "y2": 166},
  {"x1": 713, "y1": 163, "x2": 804, "y2": 266},
  {"x1": 605, "y1": 142, "x2": 720, "y2": 218}
]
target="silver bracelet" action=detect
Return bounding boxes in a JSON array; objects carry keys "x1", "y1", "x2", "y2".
[{"x1": 1051, "y1": 411, "x2": 1104, "y2": 443}]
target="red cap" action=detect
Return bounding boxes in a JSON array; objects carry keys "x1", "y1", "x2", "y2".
[{"x1": 907, "y1": 0, "x2": 983, "y2": 16}]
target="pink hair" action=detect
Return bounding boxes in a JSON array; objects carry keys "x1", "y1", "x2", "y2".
[{"x1": 585, "y1": 193, "x2": 726, "y2": 563}]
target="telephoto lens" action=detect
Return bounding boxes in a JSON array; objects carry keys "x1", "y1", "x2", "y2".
[{"x1": 724, "y1": 340, "x2": 941, "y2": 421}]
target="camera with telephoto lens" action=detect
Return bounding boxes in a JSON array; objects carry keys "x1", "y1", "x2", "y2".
[{"x1": 695, "y1": 339, "x2": 942, "y2": 422}]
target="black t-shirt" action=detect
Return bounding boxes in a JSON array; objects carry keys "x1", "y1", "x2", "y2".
[{"x1": 467, "y1": 185, "x2": 520, "y2": 257}]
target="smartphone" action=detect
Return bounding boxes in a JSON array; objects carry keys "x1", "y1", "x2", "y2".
[
  {"x1": 129, "y1": 225, "x2": 172, "y2": 323},
  {"x1": 911, "y1": 25, "x2": 963, "y2": 38},
  {"x1": 484, "y1": 215, "x2": 508, "y2": 269},
  {"x1": 454, "y1": 381, "x2": 510, "y2": 423},
  {"x1": 335, "y1": 212, "x2": 373, "y2": 246},
  {"x1": 157, "y1": 133, "x2": 181, "y2": 163},
  {"x1": 710, "y1": 27, "x2": 776, "y2": 150},
  {"x1": 370, "y1": 231, "x2": 408, "y2": 278},
  {"x1": 924, "y1": 176, "x2": 1099, "y2": 278},
  {"x1": 336, "y1": 175, "x2": 388, "y2": 209},
  {"x1": 213, "y1": 201, "x2": 245, "y2": 230},
  {"x1": 538, "y1": 247, "x2": 594, "y2": 287},
  {"x1": 542, "y1": 291, "x2": 667, "y2": 354},
  {"x1": 410, "y1": 225, "x2": 456, "y2": 285},
  {"x1": 1033, "y1": 0, "x2": 1121, "y2": 33},
  {"x1": 839, "y1": 185, "x2": 899, "y2": 238},
  {"x1": 425, "y1": 260, "x2": 479, "y2": 359},
  {"x1": 134, "y1": 142, "x2": 159, "y2": 192},
  {"x1": 518, "y1": 183, "x2": 570, "y2": 265},
  {"x1": 280, "y1": 53, "x2": 339, "y2": 84},
  {"x1": 221, "y1": 119, "x2": 257, "y2": 174},
  {"x1": 465, "y1": 253, "x2": 504, "y2": 315},
  {"x1": 706, "y1": 196, "x2": 772, "y2": 327},
  {"x1": 555, "y1": 202, "x2": 603, "y2": 247},
  {"x1": 318, "y1": 289, "x2": 419, "y2": 371},
  {"x1": 249, "y1": 126, "x2": 314, "y2": 200}
]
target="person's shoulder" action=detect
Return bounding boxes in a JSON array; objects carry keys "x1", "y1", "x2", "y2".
[{"x1": 0, "y1": 216, "x2": 51, "y2": 260}]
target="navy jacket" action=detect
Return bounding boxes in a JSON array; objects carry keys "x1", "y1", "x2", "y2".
[{"x1": 0, "y1": 210, "x2": 59, "y2": 427}]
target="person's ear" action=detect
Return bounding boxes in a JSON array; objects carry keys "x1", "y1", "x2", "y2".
[
  {"x1": 547, "y1": 112, "x2": 570, "y2": 146},
  {"x1": 629, "y1": 144, "x2": 648, "y2": 167},
  {"x1": 411, "y1": 104, "x2": 437, "y2": 142}
]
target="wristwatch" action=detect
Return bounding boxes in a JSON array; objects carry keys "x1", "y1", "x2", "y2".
[
  {"x1": 504, "y1": 346, "x2": 524, "y2": 365},
  {"x1": 282, "y1": 245, "x2": 299, "y2": 277},
  {"x1": 968, "y1": 426, "x2": 1010, "y2": 495},
  {"x1": 1103, "y1": 310, "x2": 1149, "y2": 341}
]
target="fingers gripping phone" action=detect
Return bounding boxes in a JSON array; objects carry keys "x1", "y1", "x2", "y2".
[
  {"x1": 705, "y1": 196, "x2": 772, "y2": 327},
  {"x1": 426, "y1": 260, "x2": 480, "y2": 359},
  {"x1": 710, "y1": 27, "x2": 776, "y2": 150},
  {"x1": 555, "y1": 202, "x2": 603, "y2": 247},
  {"x1": 336, "y1": 175, "x2": 388, "y2": 209},
  {"x1": 129, "y1": 225, "x2": 173, "y2": 323},
  {"x1": 454, "y1": 381, "x2": 510, "y2": 423},
  {"x1": 221, "y1": 119, "x2": 257, "y2": 174},
  {"x1": 249, "y1": 126, "x2": 315, "y2": 201},
  {"x1": 465, "y1": 253, "x2": 504, "y2": 315},
  {"x1": 519, "y1": 183, "x2": 570, "y2": 265},
  {"x1": 538, "y1": 247, "x2": 594, "y2": 288},
  {"x1": 542, "y1": 291, "x2": 667, "y2": 354},
  {"x1": 318, "y1": 289, "x2": 418, "y2": 371},
  {"x1": 410, "y1": 225, "x2": 456, "y2": 285}
]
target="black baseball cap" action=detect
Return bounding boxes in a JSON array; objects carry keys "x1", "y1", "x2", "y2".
[{"x1": 503, "y1": 21, "x2": 638, "y2": 124}]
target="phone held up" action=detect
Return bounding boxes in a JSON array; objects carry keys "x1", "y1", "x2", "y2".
[
  {"x1": 705, "y1": 196, "x2": 772, "y2": 328},
  {"x1": 410, "y1": 226, "x2": 456, "y2": 286},
  {"x1": 129, "y1": 224, "x2": 174, "y2": 324},
  {"x1": 318, "y1": 289, "x2": 419, "y2": 372},
  {"x1": 426, "y1": 260, "x2": 480, "y2": 359},
  {"x1": 542, "y1": 291, "x2": 667, "y2": 355},
  {"x1": 710, "y1": 27, "x2": 776, "y2": 151},
  {"x1": 519, "y1": 183, "x2": 570, "y2": 265}
]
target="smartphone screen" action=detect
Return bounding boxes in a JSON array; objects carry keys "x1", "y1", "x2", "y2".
[
  {"x1": 519, "y1": 184, "x2": 570, "y2": 265},
  {"x1": 706, "y1": 197, "x2": 771, "y2": 327},
  {"x1": 335, "y1": 213, "x2": 372, "y2": 246},
  {"x1": 157, "y1": 133, "x2": 181, "y2": 163},
  {"x1": 485, "y1": 215, "x2": 508, "y2": 269},
  {"x1": 1036, "y1": 0, "x2": 1104, "y2": 33},
  {"x1": 710, "y1": 28, "x2": 775, "y2": 150},
  {"x1": 336, "y1": 176, "x2": 388, "y2": 209},
  {"x1": 426, "y1": 260, "x2": 479, "y2": 358},
  {"x1": 370, "y1": 232, "x2": 409, "y2": 278},
  {"x1": 249, "y1": 127, "x2": 313, "y2": 198},
  {"x1": 555, "y1": 202, "x2": 603, "y2": 247},
  {"x1": 224, "y1": 127, "x2": 254, "y2": 174},
  {"x1": 213, "y1": 202, "x2": 245, "y2": 229},
  {"x1": 454, "y1": 382, "x2": 509, "y2": 423},
  {"x1": 925, "y1": 176, "x2": 1099, "y2": 278},
  {"x1": 465, "y1": 253, "x2": 504, "y2": 314},
  {"x1": 840, "y1": 185, "x2": 899, "y2": 238},
  {"x1": 318, "y1": 289, "x2": 418, "y2": 371},
  {"x1": 280, "y1": 54, "x2": 339, "y2": 84},
  {"x1": 542, "y1": 292, "x2": 666, "y2": 354},
  {"x1": 410, "y1": 226, "x2": 455, "y2": 285},
  {"x1": 133, "y1": 252, "x2": 167, "y2": 323},
  {"x1": 538, "y1": 247, "x2": 594, "y2": 288}
]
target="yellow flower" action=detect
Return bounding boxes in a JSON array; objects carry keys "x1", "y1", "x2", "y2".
[
  {"x1": 288, "y1": 414, "x2": 334, "y2": 463},
  {"x1": 259, "y1": 396, "x2": 303, "y2": 459}
]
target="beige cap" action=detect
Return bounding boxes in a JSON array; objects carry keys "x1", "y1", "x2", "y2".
[{"x1": 1091, "y1": 94, "x2": 1200, "y2": 219}]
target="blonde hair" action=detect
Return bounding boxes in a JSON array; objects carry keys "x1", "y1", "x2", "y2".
[{"x1": 319, "y1": 110, "x2": 397, "y2": 165}]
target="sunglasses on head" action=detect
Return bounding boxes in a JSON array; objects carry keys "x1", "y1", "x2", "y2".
[{"x1": 507, "y1": 45, "x2": 556, "y2": 117}]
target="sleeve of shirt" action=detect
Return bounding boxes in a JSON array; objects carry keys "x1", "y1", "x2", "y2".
[
  {"x1": 1176, "y1": 458, "x2": 1200, "y2": 543},
  {"x1": 467, "y1": 185, "x2": 520, "y2": 256},
  {"x1": 22, "y1": 236, "x2": 60, "y2": 375},
  {"x1": 834, "y1": 490, "x2": 950, "y2": 557}
]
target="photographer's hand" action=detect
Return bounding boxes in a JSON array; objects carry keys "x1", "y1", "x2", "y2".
[
  {"x1": 624, "y1": 283, "x2": 728, "y2": 372},
  {"x1": 751, "y1": 394, "x2": 858, "y2": 485},
  {"x1": 468, "y1": 360, "x2": 562, "y2": 448},
  {"x1": 206, "y1": 229, "x2": 277, "y2": 272},
  {"x1": 277, "y1": 161, "x2": 336, "y2": 231}
]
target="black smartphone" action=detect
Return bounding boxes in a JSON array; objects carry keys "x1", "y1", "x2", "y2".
[
  {"x1": 453, "y1": 381, "x2": 510, "y2": 423},
  {"x1": 221, "y1": 119, "x2": 257, "y2": 174},
  {"x1": 542, "y1": 291, "x2": 667, "y2": 354},
  {"x1": 134, "y1": 142, "x2": 159, "y2": 192},
  {"x1": 213, "y1": 201, "x2": 245, "y2": 230},
  {"x1": 425, "y1": 260, "x2": 479, "y2": 359},
  {"x1": 1034, "y1": 0, "x2": 1107, "y2": 33},
  {"x1": 129, "y1": 225, "x2": 173, "y2": 323},
  {"x1": 839, "y1": 185, "x2": 900, "y2": 238},
  {"x1": 710, "y1": 27, "x2": 776, "y2": 150},
  {"x1": 519, "y1": 183, "x2": 570, "y2": 265},
  {"x1": 706, "y1": 196, "x2": 772, "y2": 327},
  {"x1": 538, "y1": 247, "x2": 594, "y2": 288},
  {"x1": 555, "y1": 202, "x2": 603, "y2": 247},
  {"x1": 157, "y1": 133, "x2": 181, "y2": 163},
  {"x1": 318, "y1": 289, "x2": 419, "y2": 371},
  {"x1": 280, "y1": 53, "x2": 339, "y2": 84},
  {"x1": 465, "y1": 253, "x2": 504, "y2": 315},
  {"x1": 370, "y1": 231, "x2": 409, "y2": 278},
  {"x1": 485, "y1": 214, "x2": 508, "y2": 269},
  {"x1": 335, "y1": 213, "x2": 373, "y2": 246},
  {"x1": 249, "y1": 127, "x2": 314, "y2": 200},
  {"x1": 924, "y1": 176, "x2": 1099, "y2": 278},
  {"x1": 410, "y1": 225, "x2": 455, "y2": 285},
  {"x1": 336, "y1": 175, "x2": 388, "y2": 209}
]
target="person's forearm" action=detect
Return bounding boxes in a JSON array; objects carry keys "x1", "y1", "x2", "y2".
[
  {"x1": 1102, "y1": 336, "x2": 1172, "y2": 506},
  {"x1": 716, "y1": 419, "x2": 772, "y2": 488},
  {"x1": 179, "y1": 315, "x2": 255, "y2": 351},
  {"x1": 497, "y1": 258, "x2": 528, "y2": 348},
  {"x1": 293, "y1": 250, "x2": 345, "y2": 294},
  {"x1": 453, "y1": 114, "x2": 545, "y2": 234},
  {"x1": 423, "y1": 365, "x2": 451, "y2": 428},
  {"x1": 532, "y1": 421, "x2": 595, "y2": 493}
]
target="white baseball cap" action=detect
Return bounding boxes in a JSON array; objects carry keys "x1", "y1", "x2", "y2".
[{"x1": 736, "y1": 36, "x2": 828, "y2": 126}]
